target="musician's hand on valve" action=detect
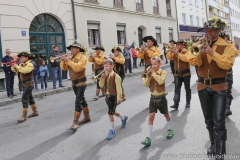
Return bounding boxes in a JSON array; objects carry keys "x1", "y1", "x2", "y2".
[
  {"x1": 172, "y1": 50, "x2": 178, "y2": 56},
  {"x1": 62, "y1": 56, "x2": 69, "y2": 62},
  {"x1": 203, "y1": 45, "x2": 214, "y2": 56}
]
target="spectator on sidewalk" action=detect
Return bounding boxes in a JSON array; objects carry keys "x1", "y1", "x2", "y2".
[
  {"x1": 39, "y1": 60, "x2": 49, "y2": 92},
  {"x1": 131, "y1": 46, "x2": 138, "y2": 69},
  {"x1": 162, "y1": 43, "x2": 168, "y2": 64},
  {"x1": 49, "y1": 46, "x2": 64, "y2": 89},
  {"x1": 1, "y1": 49, "x2": 16, "y2": 98},
  {"x1": 16, "y1": 57, "x2": 23, "y2": 94},
  {"x1": 123, "y1": 41, "x2": 135, "y2": 73},
  {"x1": 137, "y1": 48, "x2": 144, "y2": 67},
  {"x1": 32, "y1": 59, "x2": 39, "y2": 91}
]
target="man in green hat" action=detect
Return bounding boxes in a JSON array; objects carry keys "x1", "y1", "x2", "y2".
[{"x1": 188, "y1": 17, "x2": 235, "y2": 159}]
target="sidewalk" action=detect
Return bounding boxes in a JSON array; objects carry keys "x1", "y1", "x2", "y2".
[{"x1": 0, "y1": 63, "x2": 170, "y2": 106}]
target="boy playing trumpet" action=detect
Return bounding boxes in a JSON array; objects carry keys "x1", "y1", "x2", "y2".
[
  {"x1": 141, "y1": 56, "x2": 174, "y2": 146},
  {"x1": 99, "y1": 59, "x2": 128, "y2": 140}
]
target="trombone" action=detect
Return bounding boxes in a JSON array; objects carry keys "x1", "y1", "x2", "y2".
[
  {"x1": 190, "y1": 37, "x2": 212, "y2": 56},
  {"x1": 87, "y1": 52, "x2": 96, "y2": 57},
  {"x1": 91, "y1": 70, "x2": 108, "y2": 82}
]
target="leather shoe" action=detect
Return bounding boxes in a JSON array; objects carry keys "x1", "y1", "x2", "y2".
[{"x1": 185, "y1": 102, "x2": 190, "y2": 108}]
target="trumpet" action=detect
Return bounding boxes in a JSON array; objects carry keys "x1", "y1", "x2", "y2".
[
  {"x1": 91, "y1": 70, "x2": 108, "y2": 82},
  {"x1": 166, "y1": 44, "x2": 177, "y2": 52},
  {"x1": 87, "y1": 52, "x2": 96, "y2": 57},
  {"x1": 50, "y1": 54, "x2": 72, "y2": 63},
  {"x1": 190, "y1": 37, "x2": 212, "y2": 56},
  {"x1": 141, "y1": 66, "x2": 152, "y2": 79}
]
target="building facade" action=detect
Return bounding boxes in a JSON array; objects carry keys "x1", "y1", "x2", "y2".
[
  {"x1": 176, "y1": 0, "x2": 207, "y2": 41},
  {"x1": 74, "y1": 0, "x2": 178, "y2": 56},
  {"x1": 0, "y1": 0, "x2": 178, "y2": 90},
  {"x1": 0, "y1": 0, "x2": 74, "y2": 91},
  {"x1": 229, "y1": 0, "x2": 240, "y2": 46},
  {"x1": 206, "y1": 0, "x2": 231, "y2": 35}
]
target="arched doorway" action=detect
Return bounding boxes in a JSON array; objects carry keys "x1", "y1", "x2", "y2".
[
  {"x1": 29, "y1": 14, "x2": 66, "y2": 78},
  {"x1": 138, "y1": 27, "x2": 143, "y2": 47}
]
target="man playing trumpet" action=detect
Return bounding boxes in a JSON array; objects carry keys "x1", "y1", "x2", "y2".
[
  {"x1": 167, "y1": 40, "x2": 191, "y2": 109},
  {"x1": 188, "y1": 17, "x2": 235, "y2": 159},
  {"x1": 88, "y1": 46, "x2": 106, "y2": 100},
  {"x1": 60, "y1": 41, "x2": 91, "y2": 130},
  {"x1": 138, "y1": 36, "x2": 161, "y2": 71}
]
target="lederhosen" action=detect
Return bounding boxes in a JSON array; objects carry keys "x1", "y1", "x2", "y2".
[
  {"x1": 94, "y1": 55, "x2": 104, "y2": 89},
  {"x1": 197, "y1": 43, "x2": 228, "y2": 156},
  {"x1": 115, "y1": 61, "x2": 125, "y2": 91},
  {"x1": 20, "y1": 63, "x2": 35, "y2": 108},
  {"x1": 104, "y1": 73, "x2": 117, "y2": 115},
  {"x1": 173, "y1": 50, "x2": 191, "y2": 104},
  {"x1": 149, "y1": 71, "x2": 168, "y2": 114},
  {"x1": 69, "y1": 55, "x2": 88, "y2": 112}
]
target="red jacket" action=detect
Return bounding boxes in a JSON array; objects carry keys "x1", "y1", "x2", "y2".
[{"x1": 131, "y1": 48, "x2": 137, "y2": 58}]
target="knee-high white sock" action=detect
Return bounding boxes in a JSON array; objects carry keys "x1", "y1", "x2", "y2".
[
  {"x1": 147, "y1": 125, "x2": 153, "y2": 139},
  {"x1": 167, "y1": 120, "x2": 172, "y2": 130},
  {"x1": 118, "y1": 114, "x2": 124, "y2": 120},
  {"x1": 110, "y1": 122, "x2": 114, "y2": 131}
]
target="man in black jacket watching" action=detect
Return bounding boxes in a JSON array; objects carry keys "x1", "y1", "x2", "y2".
[
  {"x1": 1, "y1": 49, "x2": 16, "y2": 98},
  {"x1": 49, "y1": 46, "x2": 64, "y2": 89}
]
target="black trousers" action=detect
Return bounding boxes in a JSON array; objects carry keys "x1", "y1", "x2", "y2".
[
  {"x1": 173, "y1": 75, "x2": 191, "y2": 103},
  {"x1": 125, "y1": 59, "x2": 132, "y2": 73},
  {"x1": 95, "y1": 70, "x2": 102, "y2": 89},
  {"x1": 226, "y1": 73, "x2": 233, "y2": 106},
  {"x1": 164, "y1": 52, "x2": 168, "y2": 63},
  {"x1": 120, "y1": 76, "x2": 124, "y2": 91},
  {"x1": 22, "y1": 86, "x2": 35, "y2": 108},
  {"x1": 139, "y1": 59, "x2": 144, "y2": 67},
  {"x1": 18, "y1": 72, "x2": 23, "y2": 92},
  {"x1": 198, "y1": 88, "x2": 227, "y2": 141},
  {"x1": 170, "y1": 61, "x2": 175, "y2": 75},
  {"x1": 73, "y1": 85, "x2": 88, "y2": 112},
  {"x1": 5, "y1": 72, "x2": 14, "y2": 96}
]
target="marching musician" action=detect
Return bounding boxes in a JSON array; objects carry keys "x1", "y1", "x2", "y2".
[
  {"x1": 110, "y1": 46, "x2": 126, "y2": 101},
  {"x1": 141, "y1": 56, "x2": 173, "y2": 147},
  {"x1": 99, "y1": 59, "x2": 128, "y2": 140},
  {"x1": 88, "y1": 46, "x2": 106, "y2": 100},
  {"x1": 11, "y1": 52, "x2": 39, "y2": 123},
  {"x1": 1, "y1": 49, "x2": 16, "y2": 98},
  {"x1": 219, "y1": 33, "x2": 239, "y2": 117},
  {"x1": 169, "y1": 40, "x2": 177, "y2": 83},
  {"x1": 188, "y1": 18, "x2": 235, "y2": 159},
  {"x1": 60, "y1": 42, "x2": 91, "y2": 130},
  {"x1": 166, "y1": 39, "x2": 191, "y2": 109},
  {"x1": 138, "y1": 36, "x2": 161, "y2": 70}
]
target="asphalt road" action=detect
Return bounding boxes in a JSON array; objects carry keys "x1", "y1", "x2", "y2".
[{"x1": 0, "y1": 58, "x2": 240, "y2": 160}]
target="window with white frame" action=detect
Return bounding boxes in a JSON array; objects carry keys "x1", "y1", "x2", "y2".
[
  {"x1": 189, "y1": 0, "x2": 192, "y2": 4},
  {"x1": 202, "y1": 18, "x2": 205, "y2": 26},
  {"x1": 201, "y1": 0, "x2": 204, "y2": 8},
  {"x1": 117, "y1": 25, "x2": 126, "y2": 45},
  {"x1": 87, "y1": 23, "x2": 101, "y2": 45},
  {"x1": 182, "y1": 13, "x2": 187, "y2": 24},
  {"x1": 155, "y1": 27, "x2": 161, "y2": 44},
  {"x1": 195, "y1": 0, "x2": 198, "y2": 7},
  {"x1": 190, "y1": 15, "x2": 194, "y2": 25},
  {"x1": 196, "y1": 16, "x2": 199, "y2": 26}
]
